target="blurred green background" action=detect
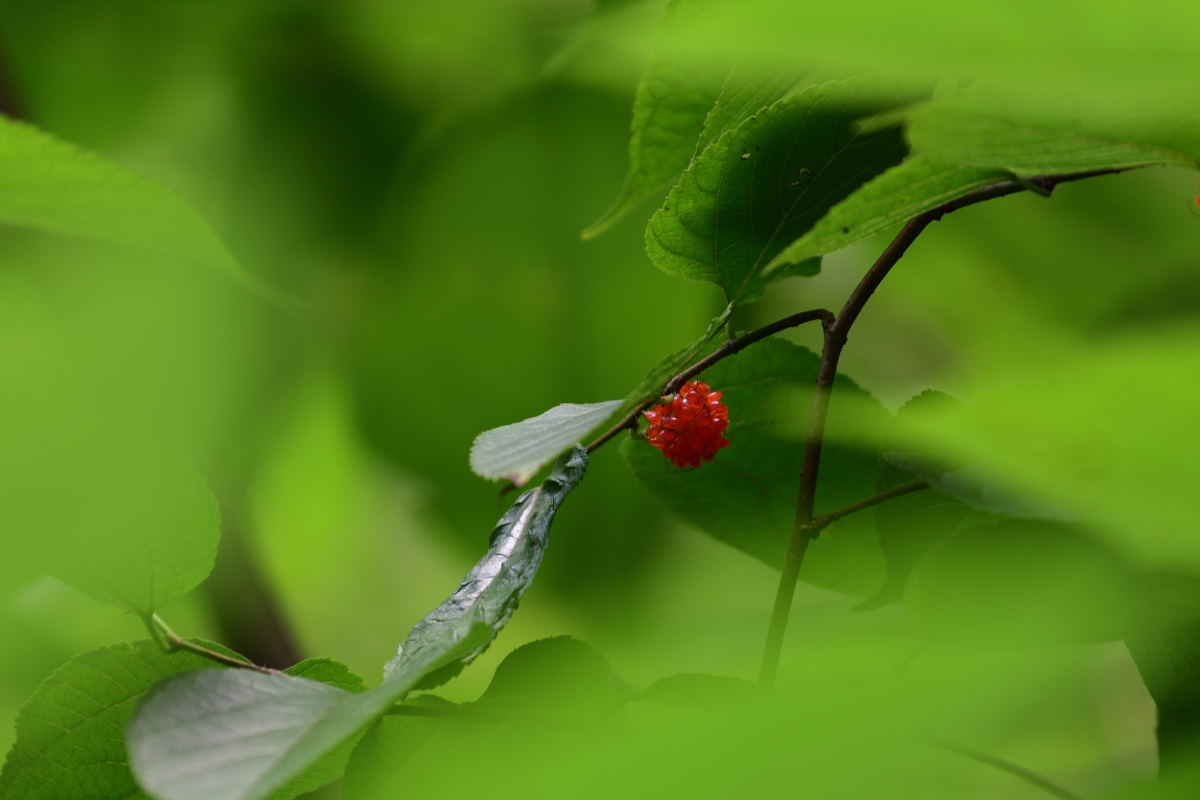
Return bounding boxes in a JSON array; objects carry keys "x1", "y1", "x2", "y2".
[{"x1": 0, "y1": 1, "x2": 1197, "y2": 797}]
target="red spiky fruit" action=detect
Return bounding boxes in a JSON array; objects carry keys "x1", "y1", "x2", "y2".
[{"x1": 643, "y1": 380, "x2": 730, "y2": 468}]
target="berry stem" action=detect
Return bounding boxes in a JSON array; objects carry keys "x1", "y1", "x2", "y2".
[
  {"x1": 586, "y1": 308, "x2": 835, "y2": 453},
  {"x1": 757, "y1": 167, "x2": 1134, "y2": 686}
]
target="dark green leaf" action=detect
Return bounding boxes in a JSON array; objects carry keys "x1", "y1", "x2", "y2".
[
  {"x1": 284, "y1": 658, "x2": 367, "y2": 693},
  {"x1": 469, "y1": 400, "x2": 621, "y2": 484},
  {"x1": 477, "y1": 636, "x2": 626, "y2": 719},
  {"x1": 765, "y1": 157, "x2": 1008, "y2": 274},
  {"x1": 0, "y1": 639, "x2": 241, "y2": 800},
  {"x1": 385, "y1": 446, "x2": 590, "y2": 687},
  {"x1": 645, "y1": 79, "x2": 907, "y2": 303},
  {"x1": 623, "y1": 338, "x2": 889, "y2": 596},
  {"x1": 582, "y1": 0, "x2": 725, "y2": 238}
]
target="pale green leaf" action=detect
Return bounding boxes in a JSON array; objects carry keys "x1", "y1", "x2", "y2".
[
  {"x1": 0, "y1": 116, "x2": 244, "y2": 278},
  {"x1": 470, "y1": 401, "x2": 618, "y2": 483}
]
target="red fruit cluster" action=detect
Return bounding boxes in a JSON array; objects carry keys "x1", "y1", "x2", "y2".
[{"x1": 643, "y1": 381, "x2": 730, "y2": 468}]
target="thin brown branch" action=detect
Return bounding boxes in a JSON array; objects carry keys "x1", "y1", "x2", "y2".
[
  {"x1": 757, "y1": 167, "x2": 1133, "y2": 686},
  {"x1": 586, "y1": 308, "x2": 834, "y2": 453},
  {"x1": 810, "y1": 481, "x2": 928, "y2": 531}
]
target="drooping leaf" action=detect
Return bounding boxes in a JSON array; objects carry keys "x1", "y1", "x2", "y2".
[
  {"x1": 470, "y1": 401, "x2": 619, "y2": 484},
  {"x1": 127, "y1": 629, "x2": 489, "y2": 800},
  {"x1": 764, "y1": 157, "x2": 1009, "y2": 275},
  {"x1": 645, "y1": 80, "x2": 908, "y2": 304},
  {"x1": 386, "y1": 447, "x2": 589, "y2": 687},
  {"x1": 0, "y1": 116, "x2": 252, "y2": 282},
  {"x1": 904, "y1": 518, "x2": 1140, "y2": 644},
  {"x1": 582, "y1": 0, "x2": 725, "y2": 239},
  {"x1": 0, "y1": 640, "x2": 242, "y2": 800},
  {"x1": 624, "y1": 338, "x2": 889, "y2": 596}
]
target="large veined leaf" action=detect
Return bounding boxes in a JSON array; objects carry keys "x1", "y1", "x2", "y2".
[
  {"x1": 764, "y1": 157, "x2": 1008, "y2": 275},
  {"x1": 470, "y1": 400, "x2": 619, "y2": 484},
  {"x1": 582, "y1": 0, "x2": 724, "y2": 238},
  {"x1": 624, "y1": 338, "x2": 889, "y2": 596},
  {"x1": 0, "y1": 116, "x2": 247, "y2": 280},
  {"x1": 128, "y1": 449, "x2": 589, "y2": 800},
  {"x1": 645, "y1": 79, "x2": 908, "y2": 304},
  {"x1": 0, "y1": 640, "x2": 237, "y2": 800},
  {"x1": 388, "y1": 447, "x2": 589, "y2": 686}
]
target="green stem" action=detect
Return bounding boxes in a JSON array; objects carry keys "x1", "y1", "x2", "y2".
[{"x1": 146, "y1": 613, "x2": 283, "y2": 675}]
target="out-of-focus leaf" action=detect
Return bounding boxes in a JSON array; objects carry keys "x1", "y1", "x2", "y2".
[
  {"x1": 624, "y1": 338, "x2": 889, "y2": 596},
  {"x1": 635, "y1": 673, "x2": 763, "y2": 710},
  {"x1": 899, "y1": 93, "x2": 1200, "y2": 175},
  {"x1": 348, "y1": 636, "x2": 625, "y2": 797},
  {"x1": 0, "y1": 116, "x2": 250, "y2": 281},
  {"x1": 0, "y1": 640, "x2": 241, "y2": 800},
  {"x1": 477, "y1": 636, "x2": 626, "y2": 719},
  {"x1": 904, "y1": 519, "x2": 1140, "y2": 644},
  {"x1": 470, "y1": 400, "x2": 620, "y2": 484},
  {"x1": 645, "y1": 79, "x2": 907, "y2": 303},
  {"x1": 385, "y1": 447, "x2": 589, "y2": 687},
  {"x1": 764, "y1": 157, "x2": 1008, "y2": 274},
  {"x1": 891, "y1": 327, "x2": 1200, "y2": 571},
  {"x1": 583, "y1": 0, "x2": 724, "y2": 238}
]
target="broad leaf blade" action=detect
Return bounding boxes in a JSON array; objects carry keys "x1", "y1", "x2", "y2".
[
  {"x1": 0, "y1": 116, "x2": 244, "y2": 278},
  {"x1": 623, "y1": 338, "x2": 889, "y2": 596},
  {"x1": 0, "y1": 640, "x2": 242, "y2": 800},
  {"x1": 765, "y1": 157, "x2": 1008, "y2": 274},
  {"x1": 388, "y1": 447, "x2": 589, "y2": 686},
  {"x1": 470, "y1": 401, "x2": 618, "y2": 484},
  {"x1": 583, "y1": 0, "x2": 724, "y2": 239},
  {"x1": 645, "y1": 80, "x2": 907, "y2": 304}
]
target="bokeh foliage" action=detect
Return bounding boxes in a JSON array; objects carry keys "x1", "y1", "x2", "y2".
[{"x1": 0, "y1": 0, "x2": 1198, "y2": 798}]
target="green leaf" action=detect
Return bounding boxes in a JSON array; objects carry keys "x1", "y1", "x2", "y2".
[
  {"x1": 124, "y1": 451, "x2": 597, "y2": 800},
  {"x1": 0, "y1": 639, "x2": 241, "y2": 800},
  {"x1": 284, "y1": 658, "x2": 367, "y2": 693},
  {"x1": 476, "y1": 636, "x2": 626, "y2": 719},
  {"x1": 635, "y1": 673, "x2": 763, "y2": 710},
  {"x1": 899, "y1": 94, "x2": 1200, "y2": 176},
  {"x1": 582, "y1": 0, "x2": 725, "y2": 239},
  {"x1": 623, "y1": 338, "x2": 889, "y2": 596},
  {"x1": 904, "y1": 519, "x2": 1140, "y2": 644},
  {"x1": 890, "y1": 328, "x2": 1200, "y2": 571},
  {"x1": 127, "y1": 629, "x2": 489, "y2": 800},
  {"x1": 347, "y1": 637, "x2": 624, "y2": 797},
  {"x1": 0, "y1": 116, "x2": 249, "y2": 281},
  {"x1": 645, "y1": 80, "x2": 907, "y2": 304},
  {"x1": 386, "y1": 446, "x2": 590, "y2": 687},
  {"x1": 764, "y1": 157, "x2": 1009, "y2": 274},
  {"x1": 469, "y1": 400, "x2": 620, "y2": 484}
]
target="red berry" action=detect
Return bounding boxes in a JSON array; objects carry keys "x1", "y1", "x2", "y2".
[{"x1": 643, "y1": 380, "x2": 730, "y2": 468}]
